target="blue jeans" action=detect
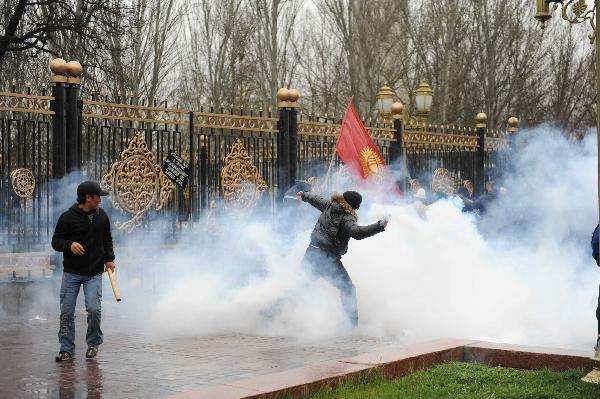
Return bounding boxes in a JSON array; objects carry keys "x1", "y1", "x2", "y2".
[
  {"x1": 58, "y1": 272, "x2": 103, "y2": 354},
  {"x1": 302, "y1": 245, "x2": 358, "y2": 327}
]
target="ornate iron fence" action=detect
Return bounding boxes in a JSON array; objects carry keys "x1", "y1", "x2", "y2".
[
  {"x1": 0, "y1": 79, "x2": 515, "y2": 250},
  {"x1": 0, "y1": 85, "x2": 53, "y2": 251}
]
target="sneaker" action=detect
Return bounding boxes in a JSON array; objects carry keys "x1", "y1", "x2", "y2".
[
  {"x1": 85, "y1": 347, "x2": 98, "y2": 359},
  {"x1": 55, "y1": 351, "x2": 73, "y2": 362}
]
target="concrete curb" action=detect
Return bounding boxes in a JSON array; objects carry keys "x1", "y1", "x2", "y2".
[{"x1": 164, "y1": 339, "x2": 594, "y2": 399}]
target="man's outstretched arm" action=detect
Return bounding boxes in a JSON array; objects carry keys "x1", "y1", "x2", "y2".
[
  {"x1": 343, "y1": 218, "x2": 386, "y2": 240},
  {"x1": 299, "y1": 191, "x2": 330, "y2": 212}
]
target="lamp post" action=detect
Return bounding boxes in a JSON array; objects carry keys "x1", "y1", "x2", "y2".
[
  {"x1": 533, "y1": 0, "x2": 600, "y2": 382},
  {"x1": 414, "y1": 82, "x2": 434, "y2": 124},
  {"x1": 376, "y1": 84, "x2": 395, "y2": 125}
]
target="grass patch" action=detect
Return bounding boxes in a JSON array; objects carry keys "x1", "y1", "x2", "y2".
[{"x1": 306, "y1": 362, "x2": 600, "y2": 399}]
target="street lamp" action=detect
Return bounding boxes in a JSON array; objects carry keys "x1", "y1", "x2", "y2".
[
  {"x1": 533, "y1": 0, "x2": 600, "y2": 383},
  {"x1": 414, "y1": 82, "x2": 434, "y2": 124},
  {"x1": 376, "y1": 83, "x2": 394, "y2": 125}
]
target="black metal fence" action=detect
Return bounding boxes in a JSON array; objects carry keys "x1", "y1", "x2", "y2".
[
  {"x1": 0, "y1": 87, "x2": 54, "y2": 251},
  {"x1": 0, "y1": 82, "x2": 514, "y2": 251}
]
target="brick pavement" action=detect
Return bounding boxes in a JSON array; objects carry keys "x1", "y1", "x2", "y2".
[{"x1": 0, "y1": 281, "x2": 396, "y2": 399}]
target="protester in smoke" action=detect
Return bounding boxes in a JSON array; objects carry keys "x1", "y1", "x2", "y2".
[
  {"x1": 463, "y1": 179, "x2": 474, "y2": 199},
  {"x1": 462, "y1": 180, "x2": 499, "y2": 214},
  {"x1": 592, "y1": 224, "x2": 600, "y2": 355},
  {"x1": 298, "y1": 190, "x2": 388, "y2": 327},
  {"x1": 476, "y1": 181, "x2": 498, "y2": 213},
  {"x1": 457, "y1": 186, "x2": 474, "y2": 212},
  {"x1": 456, "y1": 186, "x2": 470, "y2": 200},
  {"x1": 408, "y1": 179, "x2": 421, "y2": 198},
  {"x1": 413, "y1": 188, "x2": 428, "y2": 218},
  {"x1": 51, "y1": 181, "x2": 115, "y2": 362}
]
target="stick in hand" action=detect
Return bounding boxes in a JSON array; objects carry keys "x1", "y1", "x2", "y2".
[{"x1": 106, "y1": 268, "x2": 122, "y2": 302}]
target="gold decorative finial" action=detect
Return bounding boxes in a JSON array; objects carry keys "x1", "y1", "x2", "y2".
[
  {"x1": 49, "y1": 58, "x2": 68, "y2": 75},
  {"x1": 508, "y1": 116, "x2": 519, "y2": 133},
  {"x1": 65, "y1": 61, "x2": 82, "y2": 77},
  {"x1": 288, "y1": 88, "x2": 300, "y2": 103},
  {"x1": 276, "y1": 88, "x2": 290, "y2": 102},
  {"x1": 476, "y1": 112, "x2": 487, "y2": 128},
  {"x1": 277, "y1": 88, "x2": 292, "y2": 109},
  {"x1": 391, "y1": 101, "x2": 403, "y2": 120}
]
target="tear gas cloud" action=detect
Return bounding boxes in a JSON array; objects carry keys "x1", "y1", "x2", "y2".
[{"x1": 20, "y1": 125, "x2": 600, "y2": 350}]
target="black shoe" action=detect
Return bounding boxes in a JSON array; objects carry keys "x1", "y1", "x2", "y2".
[
  {"x1": 85, "y1": 347, "x2": 98, "y2": 359},
  {"x1": 55, "y1": 351, "x2": 73, "y2": 362}
]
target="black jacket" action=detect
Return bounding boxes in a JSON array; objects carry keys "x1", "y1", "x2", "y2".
[
  {"x1": 592, "y1": 224, "x2": 599, "y2": 266},
  {"x1": 302, "y1": 192, "x2": 384, "y2": 256},
  {"x1": 51, "y1": 204, "x2": 115, "y2": 276}
]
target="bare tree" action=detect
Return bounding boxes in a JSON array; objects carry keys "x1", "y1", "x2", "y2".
[
  {"x1": 182, "y1": 0, "x2": 255, "y2": 107},
  {"x1": 99, "y1": 0, "x2": 181, "y2": 101},
  {"x1": 318, "y1": 0, "x2": 409, "y2": 117},
  {"x1": 544, "y1": 23, "x2": 596, "y2": 132},
  {"x1": 0, "y1": 0, "x2": 109, "y2": 64},
  {"x1": 297, "y1": 9, "x2": 348, "y2": 115},
  {"x1": 251, "y1": 0, "x2": 303, "y2": 107}
]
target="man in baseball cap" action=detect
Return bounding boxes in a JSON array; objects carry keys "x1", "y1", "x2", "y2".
[
  {"x1": 76, "y1": 180, "x2": 109, "y2": 202},
  {"x1": 51, "y1": 180, "x2": 115, "y2": 362}
]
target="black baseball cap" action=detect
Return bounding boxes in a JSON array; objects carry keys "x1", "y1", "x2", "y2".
[{"x1": 77, "y1": 181, "x2": 109, "y2": 198}]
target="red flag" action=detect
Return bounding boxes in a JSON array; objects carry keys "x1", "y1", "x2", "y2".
[{"x1": 336, "y1": 100, "x2": 399, "y2": 194}]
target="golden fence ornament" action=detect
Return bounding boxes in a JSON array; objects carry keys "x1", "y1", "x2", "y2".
[
  {"x1": 431, "y1": 168, "x2": 455, "y2": 197},
  {"x1": 10, "y1": 168, "x2": 35, "y2": 198},
  {"x1": 101, "y1": 132, "x2": 175, "y2": 232},
  {"x1": 221, "y1": 139, "x2": 268, "y2": 209}
]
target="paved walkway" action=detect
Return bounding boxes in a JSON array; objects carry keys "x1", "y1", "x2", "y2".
[{"x1": 0, "y1": 281, "x2": 396, "y2": 399}]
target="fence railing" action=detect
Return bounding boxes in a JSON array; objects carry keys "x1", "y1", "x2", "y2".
[{"x1": 0, "y1": 80, "x2": 515, "y2": 250}]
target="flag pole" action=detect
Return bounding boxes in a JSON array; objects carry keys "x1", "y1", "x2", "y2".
[{"x1": 322, "y1": 98, "x2": 353, "y2": 191}]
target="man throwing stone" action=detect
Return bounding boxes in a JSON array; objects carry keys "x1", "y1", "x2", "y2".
[
  {"x1": 52, "y1": 181, "x2": 115, "y2": 361},
  {"x1": 298, "y1": 190, "x2": 387, "y2": 327}
]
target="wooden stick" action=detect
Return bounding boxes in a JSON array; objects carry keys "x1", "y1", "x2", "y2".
[{"x1": 106, "y1": 268, "x2": 121, "y2": 302}]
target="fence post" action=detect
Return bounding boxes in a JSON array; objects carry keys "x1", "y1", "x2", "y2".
[
  {"x1": 475, "y1": 112, "x2": 487, "y2": 197},
  {"x1": 389, "y1": 102, "x2": 404, "y2": 190},
  {"x1": 65, "y1": 61, "x2": 83, "y2": 173},
  {"x1": 49, "y1": 59, "x2": 69, "y2": 272},
  {"x1": 188, "y1": 111, "x2": 195, "y2": 219},
  {"x1": 200, "y1": 144, "x2": 207, "y2": 212},
  {"x1": 508, "y1": 116, "x2": 519, "y2": 145},
  {"x1": 49, "y1": 60, "x2": 67, "y2": 184},
  {"x1": 276, "y1": 88, "x2": 299, "y2": 200}
]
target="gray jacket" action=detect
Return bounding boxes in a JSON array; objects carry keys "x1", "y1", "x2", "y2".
[{"x1": 302, "y1": 192, "x2": 385, "y2": 256}]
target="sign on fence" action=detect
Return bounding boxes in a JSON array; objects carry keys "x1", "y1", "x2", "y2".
[{"x1": 162, "y1": 152, "x2": 190, "y2": 189}]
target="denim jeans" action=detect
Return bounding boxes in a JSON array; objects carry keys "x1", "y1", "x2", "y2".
[
  {"x1": 302, "y1": 245, "x2": 358, "y2": 327},
  {"x1": 58, "y1": 272, "x2": 103, "y2": 354}
]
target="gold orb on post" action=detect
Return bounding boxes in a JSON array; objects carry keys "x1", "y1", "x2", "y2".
[
  {"x1": 508, "y1": 116, "x2": 519, "y2": 132},
  {"x1": 276, "y1": 88, "x2": 290, "y2": 102},
  {"x1": 49, "y1": 58, "x2": 68, "y2": 75},
  {"x1": 65, "y1": 61, "x2": 83, "y2": 77},
  {"x1": 288, "y1": 88, "x2": 300, "y2": 103},
  {"x1": 476, "y1": 112, "x2": 487, "y2": 128},
  {"x1": 391, "y1": 101, "x2": 404, "y2": 118}
]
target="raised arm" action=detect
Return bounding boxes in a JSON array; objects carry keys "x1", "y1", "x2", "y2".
[
  {"x1": 342, "y1": 218, "x2": 385, "y2": 240},
  {"x1": 301, "y1": 192, "x2": 330, "y2": 212}
]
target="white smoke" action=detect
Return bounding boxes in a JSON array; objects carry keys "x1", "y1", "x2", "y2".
[{"x1": 32, "y1": 125, "x2": 600, "y2": 351}]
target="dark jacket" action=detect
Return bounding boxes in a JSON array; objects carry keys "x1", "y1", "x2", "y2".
[
  {"x1": 302, "y1": 192, "x2": 385, "y2": 257},
  {"x1": 51, "y1": 204, "x2": 115, "y2": 276},
  {"x1": 592, "y1": 224, "x2": 599, "y2": 266}
]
